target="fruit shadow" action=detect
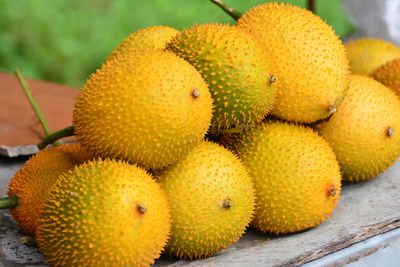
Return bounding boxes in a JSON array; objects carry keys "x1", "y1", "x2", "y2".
[{"x1": 153, "y1": 226, "x2": 314, "y2": 265}]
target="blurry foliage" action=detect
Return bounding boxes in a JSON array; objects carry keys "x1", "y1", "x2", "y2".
[{"x1": 0, "y1": 0, "x2": 354, "y2": 87}]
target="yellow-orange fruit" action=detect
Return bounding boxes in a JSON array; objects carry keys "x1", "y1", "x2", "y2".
[
  {"x1": 371, "y1": 58, "x2": 400, "y2": 94},
  {"x1": 345, "y1": 38, "x2": 400, "y2": 75},
  {"x1": 231, "y1": 121, "x2": 341, "y2": 234},
  {"x1": 7, "y1": 144, "x2": 93, "y2": 234},
  {"x1": 315, "y1": 75, "x2": 400, "y2": 182},
  {"x1": 236, "y1": 2, "x2": 349, "y2": 123},
  {"x1": 36, "y1": 159, "x2": 170, "y2": 267},
  {"x1": 73, "y1": 51, "x2": 213, "y2": 170},
  {"x1": 158, "y1": 141, "x2": 255, "y2": 259},
  {"x1": 107, "y1": 25, "x2": 180, "y2": 62},
  {"x1": 166, "y1": 23, "x2": 277, "y2": 132}
]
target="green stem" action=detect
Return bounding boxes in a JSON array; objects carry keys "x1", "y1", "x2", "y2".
[
  {"x1": 15, "y1": 68, "x2": 52, "y2": 136},
  {"x1": 0, "y1": 195, "x2": 18, "y2": 209},
  {"x1": 20, "y1": 236, "x2": 37, "y2": 246},
  {"x1": 308, "y1": 0, "x2": 316, "y2": 13},
  {"x1": 210, "y1": 0, "x2": 243, "y2": 21},
  {"x1": 15, "y1": 68, "x2": 59, "y2": 146},
  {"x1": 37, "y1": 126, "x2": 75, "y2": 149}
]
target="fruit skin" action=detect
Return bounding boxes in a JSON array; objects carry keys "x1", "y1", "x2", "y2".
[
  {"x1": 36, "y1": 158, "x2": 170, "y2": 267},
  {"x1": 345, "y1": 38, "x2": 400, "y2": 75},
  {"x1": 7, "y1": 144, "x2": 93, "y2": 234},
  {"x1": 165, "y1": 23, "x2": 277, "y2": 132},
  {"x1": 315, "y1": 75, "x2": 400, "y2": 182},
  {"x1": 73, "y1": 50, "x2": 213, "y2": 170},
  {"x1": 371, "y1": 58, "x2": 400, "y2": 94},
  {"x1": 107, "y1": 25, "x2": 180, "y2": 62},
  {"x1": 236, "y1": 2, "x2": 349, "y2": 123},
  {"x1": 157, "y1": 141, "x2": 255, "y2": 259},
  {"x1": 231, "y1": 121, "x2": 341, "y2": 235}
]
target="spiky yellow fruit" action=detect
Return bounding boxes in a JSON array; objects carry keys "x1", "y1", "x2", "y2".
[
  {"x1": 345, "y1": 38, "x2": 400, "y2": 75},
  {"x1": 36, "y1": 159, "x2": 170, "y2": 267},
  {"x1": 7, "y1": 144, "x2": 92, "y2": 234},
  {"x1": 107, "y1": 25, "x2": 180, "y2": 61},
  {"x1": 315, "y1": 75, "x2": 400, "y2": 182},
  {"x1": 231, "y1": 121, "x2": 341, "y2": 235},
  {"x1": 236, "y1": 2, "x2": 349, "y2": 123},
  {"x1": 371, "y1": 58, "x2": 400, "y2": 94},
  {"x1": 165, "y1": 23, "x2": 277, "y2": 132},
  {"x1": 73, "y1": 51, "x2": 213, "y2": 170},
  {"x1": 158, "y1": 141, "x2": 255, "y2": 259}
]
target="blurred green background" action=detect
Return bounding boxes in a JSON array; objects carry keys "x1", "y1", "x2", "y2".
[{"x1": 0, "y1": 0, "x2": 354, "y2": 88}]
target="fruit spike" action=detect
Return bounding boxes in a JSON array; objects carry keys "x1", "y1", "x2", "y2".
[
  {"x1": 36, "y1": 158, "x2": 171, "y2": 267},
  {"x1": 233, "y1": 2, "x2": 349, "y2": 123},
  {"x1": 212, "y1": 1, "x2": 349, "y2": 123},
  {"x1": 158, "y1": 141, "x2": 255, "y2": 259},
  {"x1": 166, "y1": 23, "x2": 277, "y2": 132},
  {"x1": 370, "y1": 58, "x2": 400, "y2": 94},
  {"x1": 230, "y1": 121, "x2": 342, "y2": 235},
  {"x1": 73, "y1": 51, "x2": 213, "y2": 170},
  {"x1": 315, "y1": 75, "x2": 400, "y2": 182},
  {"x1": 345, "y1": 38, "x2": 400, "y2": 75},
  {"x1": 106, "y1": 25, "x2": 180, "y2": 62},
  {"x1": 5, "y1": 144, "x2": 93, "y2": 234}
]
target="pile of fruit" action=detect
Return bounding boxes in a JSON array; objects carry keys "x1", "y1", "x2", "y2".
[{"x1": 3, "y1": 1, "x2": 400, "y2": 266}]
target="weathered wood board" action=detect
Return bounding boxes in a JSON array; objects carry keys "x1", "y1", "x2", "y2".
[
  {"x1": 0, "y1": 155, "x2": 399, "y2": 267},
  {"x1": 0, "y1": 71, "x2": 78, "y2": 157}
]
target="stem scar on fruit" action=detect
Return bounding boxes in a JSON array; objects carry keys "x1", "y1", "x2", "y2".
[
  {"x1": 328, "y1": 104, "x2": 337, "y2": 113},
  {"x1": 222, "y1": 198, "x2": 233, "y2": 208},
  {"x1": 138, "y1": 204, "x2": 147, "y2": 213},
  {"x1": 192, "y1": 88, "x2": 200, "y2": 98},
  {"x1": 387, "y1": 127, "x2": 395, "y2": 137},
  {"x1": 326, "y1": 184, "x2": 338, "y2": 197},
  {"x1": 269, "y1": 74, "x2": 277, "y2": 84}
]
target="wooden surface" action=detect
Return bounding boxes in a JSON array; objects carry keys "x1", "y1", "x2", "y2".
[
  {"x1": 0, "y1": 72, "x2": 78, "y2": 156},
  {"x1": 0, "y1": 71, "x2": 398, "y2": 266},
  {"x1": 0, "y1": 155, "x2": 399, "y2": 266}
]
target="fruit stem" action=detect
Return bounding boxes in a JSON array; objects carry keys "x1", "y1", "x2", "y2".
[
  {"x1": 307, "y1": 0, "x2": 316, "y2": 13},
  {"x1": 209, "y1": 0, "x2": 243, "y2": 21},
  {"x1": 19, "y1": 236, "x2": 37, "y2": 246},
  {"x1": 138, "y1": 204, "x2": 147, "y2": 213},
  {"x1": 192, "y1": 88, "x2": 201, "y2": 98},
  {"x1": 269, "y1": 74, "x2": 278, "y2": 84},
  {"x1": 37, "y1": 126, "x2": 75, "y2": 149},
  {"x1": 328, "y1": 104, "x2": 337, "y2": 114},
  {"x1": 387, "y1": 127, "x2": 395, "y2": 137},
  {"x1": 15, "y1": 68, "x2": 59, "y2": 146},
  {"x1": 0, "y1": 195, "x2": 18, "y2": 209},
  {"x1": 327, "y1": 185, "x2": 338, "y2": 197},
  {"x1": 223, "y1": 198, "x2": 233, "y2": 208}
]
